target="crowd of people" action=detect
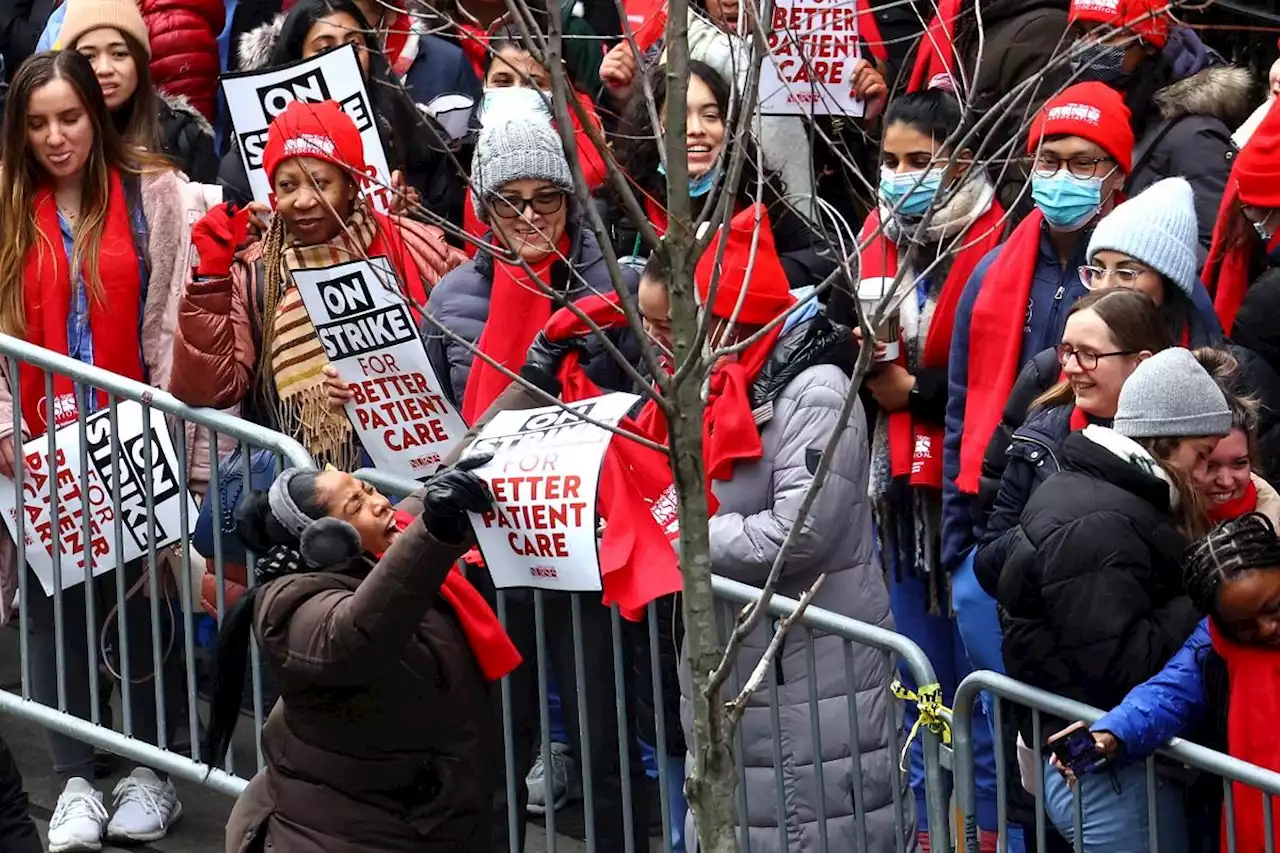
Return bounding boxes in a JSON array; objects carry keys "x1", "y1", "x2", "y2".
[{"x1": 0, "y1": 0, "x2": 1277, "y2": 851}]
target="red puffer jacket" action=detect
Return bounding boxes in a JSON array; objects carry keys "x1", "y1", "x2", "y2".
[{"x1": 140, "y1": 0, "x2": 225, "y2": 122}]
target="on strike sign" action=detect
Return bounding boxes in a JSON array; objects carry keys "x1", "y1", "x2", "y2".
[
  {"x1": 758, "y1": 0, "x2": 866, "y2": 116},
  {"x1": 220, "y1": 44, "x2": 395, "y2": 211},
  {"x1": 291, "y1": 257, "x2": 466, "y2": 478},
  {"x1": 0, "y1": 403, "x2": 197, "y2": 596},
  {"x1": 466, "y1": 393, "x2": 639, "y2": 591}
]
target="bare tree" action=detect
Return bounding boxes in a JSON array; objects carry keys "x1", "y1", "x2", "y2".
[{"x1": 305, "y1": 0, "x2": 1166, "y2": 847}]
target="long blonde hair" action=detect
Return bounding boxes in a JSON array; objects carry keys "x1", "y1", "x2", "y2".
[{"x1": 0, "y1": 51, "x2": 166, "y2": 336}]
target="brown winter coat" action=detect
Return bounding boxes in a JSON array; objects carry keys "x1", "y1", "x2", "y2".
[{"x1": 224, "y1": 514, "x2": 495, "y2": 853}]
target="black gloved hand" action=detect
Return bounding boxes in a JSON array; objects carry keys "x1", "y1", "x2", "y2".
[
  {"x1": 420, "y1": 453, "x2": 494, "y2": 544},
  {"x1": 522, "y1": 330, "x2": 589, "y2": 381}
]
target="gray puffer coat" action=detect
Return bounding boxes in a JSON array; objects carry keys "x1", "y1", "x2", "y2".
[
  {"x1": 680, "y1": 313, "x2": 915, "y2": 853},
  {"x1": 423, "y1": 224, "x2": 641, "y2": 409}
]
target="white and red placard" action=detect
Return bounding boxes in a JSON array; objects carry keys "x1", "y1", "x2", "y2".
[
  {"x1": 758, "y1": 0, "x2": 867, "y2": 117},
  {"x1": 0, "y1": 402, "x2": 197, "y2": 596},
  {"x1": 291, "y1": 257, "x2": 466, "y2": 479},
  {"x1": 466, "y1": 393, "x2": 639, "y2": 591},
  {"x1": 220, "y1": 44, "x2": 395, "y2": 211}
]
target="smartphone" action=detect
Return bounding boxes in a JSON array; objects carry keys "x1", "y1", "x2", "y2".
[{"x1": 1048, "y1": 727, "x2": 1109, "y2": 776}]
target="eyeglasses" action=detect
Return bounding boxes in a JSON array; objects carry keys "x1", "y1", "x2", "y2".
[
  {"x1": 1078, "y1": 265, "x2": 1149, "y2": 290},
  {"x1": 1056, "y1": 343, "x2": 1138, "y2": 371},
  {"x1": 489, "y1": 190, "x2": 566, "y2": 219},
  {"x1": 1027, "y1": 154, "x2": 1116, "y2": 180}
]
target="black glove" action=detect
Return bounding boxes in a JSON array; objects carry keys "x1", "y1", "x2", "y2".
[
  {"x1": 522, "y1": 330, "x2": 589, "y2": 381},
  {"x1": 420, "y1": 453, "x2": 494, "y2": 544}
]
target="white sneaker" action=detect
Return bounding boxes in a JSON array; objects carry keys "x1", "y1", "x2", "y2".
[
  {"x1": 526, "y1": 741, "x2": 577, "y2": 815},
  {"x1": 105, "y1": 767, "x2": 181, "y2": 843},
  {"x1": 48, "y1": 777, "x2": 107, "y2": 853}
]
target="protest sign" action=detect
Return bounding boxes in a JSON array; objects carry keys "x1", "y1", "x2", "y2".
[
  {"x1": 758, "y1": 0, "x2": 866, "y2": 117},
  {"x1": 0, "y1": 403, "x2": 197, "y2": 596},
  {"x1": 466, "y1": 393, "x2": 639, "y2": 591},
  {"x1": 220, "y1": 44, "x2": 395, "y2": 211},
  {"x1": 291, "y1": 257, "x2": 466, "y2": 478}
]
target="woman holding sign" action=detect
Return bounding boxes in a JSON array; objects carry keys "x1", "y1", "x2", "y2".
[
  {"x1": 170, "y1": 98, "x2": 461, "y2": 470},
  {"x1": 205, "y1": 464, "x2": 520, "y2": 853},
  {"x1": 217, "y1": 0, "x2": 463, "y2": 227},
  {"x1": 0, "y1": 48, "x2": 215, "y2": 850}
]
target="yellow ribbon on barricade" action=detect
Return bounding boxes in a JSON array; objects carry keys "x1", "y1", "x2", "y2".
[{"x1": 890, "y1": 678, "x2": 953, "y2": 771}]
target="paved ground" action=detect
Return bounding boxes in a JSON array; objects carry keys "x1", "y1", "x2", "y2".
[{"x1": 0, "y1": 626, "x2": 589, "y2": 853}]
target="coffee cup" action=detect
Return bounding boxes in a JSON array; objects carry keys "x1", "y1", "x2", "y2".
[{"x1": 856, "y1": 277, "x2": 901, "y2": 362}]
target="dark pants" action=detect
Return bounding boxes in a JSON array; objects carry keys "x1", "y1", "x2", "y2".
[
  {"x1": 0, "y1": 732, "x2": 40, "y2": 853},
  {"x1": 26, "y1": 563, "x2": 180, "y2": 779},
  {"x1": 492, "y1": 593, "x2": 650, "y2": 853}
]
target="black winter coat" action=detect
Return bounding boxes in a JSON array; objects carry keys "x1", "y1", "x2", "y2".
[
  {"x1": 973, "y1": 402, "x2": 1074, "y2": 598},
  {"x1": 998, "y1": 430, "x2": 1199, "y2": 744},
  {"x1": 0, "y1": 0, "x2": 56, "y2": 79}
]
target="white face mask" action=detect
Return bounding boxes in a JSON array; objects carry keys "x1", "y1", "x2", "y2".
[{"x1": 480, "y1": 86, "x2": 553, "y2": 127}]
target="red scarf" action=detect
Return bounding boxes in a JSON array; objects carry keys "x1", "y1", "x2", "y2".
[
  {"x1": 23, "y1": 172, "x2": 144, "y2": 436},
  {"x1": 384, "y1": 510, "x2": 520, "y2": 679},
  {"x1": 1068, "y1": 405, "x2": 1089, "y2": 432},
  {"x1": 956, "y1": 210, "x2": 1047, "y2": 495},
  {"x1": 456, "y1": 22, "x2": 490, "y2": 78},
  {"x1": 541, "y1": 294, "x2": 683, "y2": 618},
  {"x1": 461, "y1": 234, "x2": 571, "y2": 423},
  {"x1": 368, "y1": 209, "x2": 431, "y2": 309},
  {"x1": 1208, "y1": 619, "x2": 1280, "y2": 853},
  {"x1": 1204, "y1": 171, "x2": 1280, "y2": 335},
  {"x1": 907, "y1": 0, "x2": 962, "y2": 92},
  {"x1": 859, "y1": 200, "x2": 1006, "y2": 488},
  {"x1": 1206, "y1": 479, "x2": 1259, "y2": 524}
]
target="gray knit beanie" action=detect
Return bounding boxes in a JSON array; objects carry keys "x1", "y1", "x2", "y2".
[
  {"x1": 1086, "y1": 177, "x2": 1199, "y2": 297},
  {"x1": 1113, "y1": 347, "x2": 1232, "y2": 439},
  {"x1": 471, "y1": 117, "x2": 574, "y2": 219}
]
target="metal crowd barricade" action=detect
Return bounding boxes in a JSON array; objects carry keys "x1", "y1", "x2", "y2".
[
  {"x1": 0, "y1": 333, "x2": 313, "y2": 798},
  {"x1": 360, "y1": 467, "x2": 950, "y2": 853},
  {"x1": 951, "y1": 669, "x2": 1280, "y2": 853}
]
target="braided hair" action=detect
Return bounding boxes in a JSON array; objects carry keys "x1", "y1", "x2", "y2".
[
  {"x1": 1183, "y1": 513, "x2": 1280, "y2": 623},
  {"x1": 1182, "y1": 513, "x2": 1280, "y2": 757}
]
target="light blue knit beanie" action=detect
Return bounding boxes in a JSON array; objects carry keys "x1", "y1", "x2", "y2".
[{"x1": 1086, "y1": 177, "x2": 1199, "y2": 297}]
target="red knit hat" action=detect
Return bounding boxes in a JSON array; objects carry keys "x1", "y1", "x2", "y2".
[
  {"x1": 1235, "y1": 101, "x2": 1280, "y2": 208},
  {"x1": 261, "y1": 100, "x2": 367, "y2": 184},
  {"x1": 1069, "y1": 0, "x2": 1170, "y2": 49},
  {"x1": 696, "y1": 204, "x2": 794, "y2": 325},
  {"x1": 1027, "y1": 82, "x2": 1135, "y2": 174}
]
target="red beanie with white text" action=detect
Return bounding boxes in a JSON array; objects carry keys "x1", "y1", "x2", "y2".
[
  {"x1": 1069, "y1": 0, "x2": 1170, "y2": 49},
  {"x1": 261, "y1": 100, "x2": 368, "y2": 185},
  {"x1": 1027, "y1": 82, "x2": 1135, "y2": 174}
]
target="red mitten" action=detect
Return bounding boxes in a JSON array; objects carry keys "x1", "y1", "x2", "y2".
[{"x1": 191, "y1": 203, "x2": 253, "y2": 278}]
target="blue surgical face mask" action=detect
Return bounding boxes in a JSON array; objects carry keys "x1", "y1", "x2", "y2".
[
  {"x1": 878, "y1": 166, "x2": 943, "y2": 217},
  {"x1": 658, "y1": 158, "x2": 724, "y2": 198},
  {"x1": 1032, "y1": 172, "x2": 1106, "y2": 231},
  {"x1": 480, "y1": 86, "x2": 552, "y2": 126},
  {"x1": 1069, "y1": 40, "x2": 1131, "y2": 85}
]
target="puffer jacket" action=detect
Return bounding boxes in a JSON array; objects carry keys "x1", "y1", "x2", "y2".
[
  {"x1": 1127, "y1": 30, "x2": 1254, "y2": 253},
  {"x1": 0, "y1": 169, "x2": 219, "y2": 624},
  {"x1": 973, "y1": 401, "x2": 1074, "y2": 598},
  {"x1": 679, "y1": 312, "x2": 916, "y2": 853},
  {"x1": 141, "y1": 0, "x2": 225, "y2": 122},
  {"x1": 423, "y1": 223, "x2": 642, "y2": 409},
  {"x1": 225, "y1": 514, "x2": 495, "y2": 853},
  {"x1": 997, "y1": 428, "x2": 1200, "y2": 746}
]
